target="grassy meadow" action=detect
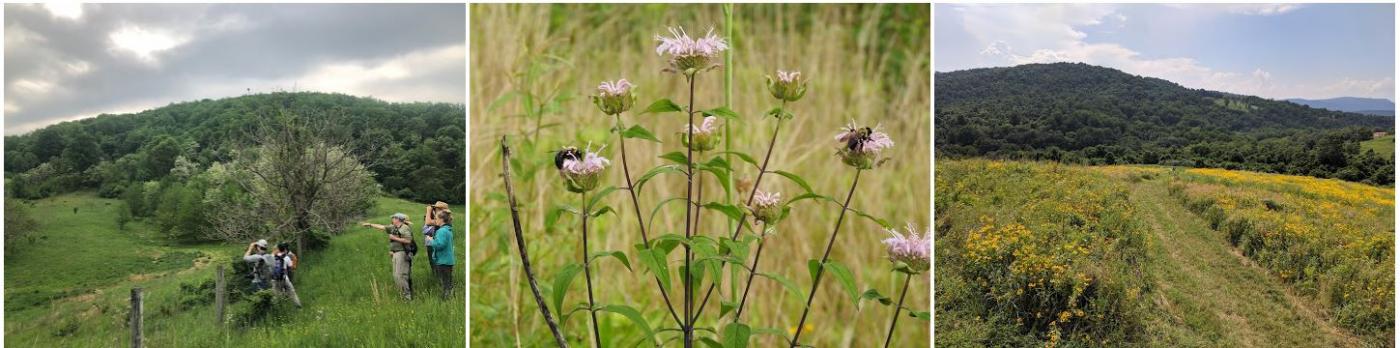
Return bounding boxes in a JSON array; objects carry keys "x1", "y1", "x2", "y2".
[
  {"x1": 4, "y1": 194, "x2": 465, "y2": 346},
  {"x1": 469, "y1": 4, "x2": 931, "y2": 347},
  {"x1": 935, "y1": 159, "x2": 1393, "y2": 347},
  {"x1": 1363, "y1": 135, "x2": 1394, "y2": 160}
]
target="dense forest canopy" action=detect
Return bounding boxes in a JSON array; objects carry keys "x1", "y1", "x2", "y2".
[
  {"x1": 4, "y1": 92, "x2": 465, "y2": 203},
  {"x1": 935, "y1": 63, "x2": 1394, "y2": 185}
]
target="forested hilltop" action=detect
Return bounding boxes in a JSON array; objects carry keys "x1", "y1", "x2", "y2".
[
  {"x1": 935, "y1": 63, "x2": 1394, "y2": 185},
  {"x1": 4, "y1": 92, "x2": 465, "y2": 203}
]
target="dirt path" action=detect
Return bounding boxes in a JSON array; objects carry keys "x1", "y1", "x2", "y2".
[{"x1": 1129, "y1": 181, "x2": 1362, "y2": 348}]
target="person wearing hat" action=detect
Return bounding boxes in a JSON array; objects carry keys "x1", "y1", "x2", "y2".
[
  {"x1": 425, "y1": 207, "x2": 455, "y2": 299},
  {"x1": 242, "y1": 239, "x2": 276, "y2": 291},
  {"x1": 421, "y1": 202, "x2": 450, "y2": 269},
  {"x1": 361, "y1": 213, "x2": 416, "y2": 300}
]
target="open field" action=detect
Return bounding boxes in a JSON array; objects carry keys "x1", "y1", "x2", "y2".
[
  {"x1": 4, "y1": 194, "x2": 465, "y2": 346},
  {"x1": 1363, "y1": 135, "x2": 1394, "y2": 159},
  {"x1": 469, "y1": 4, "x2": 930, "y2": 347},
  {"x1": 935, "y1": 160, "x2": 1393, "y2": 347}
]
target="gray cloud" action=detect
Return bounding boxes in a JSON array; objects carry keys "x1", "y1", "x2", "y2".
[{"x1": 4, "y1": 3, "x2": 465, "y2": 134}]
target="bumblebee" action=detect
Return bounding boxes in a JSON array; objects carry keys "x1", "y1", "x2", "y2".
[
  {"x1": 845, "y1": 126, "x2": 874, "y2": 151},
  {"x1": 554, "y1": 147, "x2": 582, "y2": 170}
]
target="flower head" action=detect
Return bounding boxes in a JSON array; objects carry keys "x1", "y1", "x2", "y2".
[
  {"x1": 767, "y1": 69, "x2": 808, "y2": 102},
  {"x1": 655, "y1": 26, "x2": 729, "y2": 73},
  {"x1": 593, "y1": 79, "x2": 636, "y2": 115},
  {"x1": 750, "y1": 190, "x2": 784, "y2": 225},
  {"x1": 882, "y1": 222, "x2": 930, "y2": 273},
  {"x1": 835, "y1": 121, "x2": 894, "y2": 169},
  {"x1": 680, "y1": 116, "x2": 722, "y2": 152},
  {"x1": 555, "y1": 145, "x2": 609, "y2": 192}
]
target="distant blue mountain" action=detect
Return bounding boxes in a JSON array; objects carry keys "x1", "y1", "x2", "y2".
[{"x1": 1286, "y1": 97, "x2": 1394, "y2": 116}]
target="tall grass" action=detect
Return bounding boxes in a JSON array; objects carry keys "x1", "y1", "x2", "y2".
[{"x1": 470, "y1": 4, "x2": 930, "y2": 347}]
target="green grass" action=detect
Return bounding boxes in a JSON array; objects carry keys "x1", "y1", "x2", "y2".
[
  {"x1": 935, "y1": 160, "x2": 1389, "y2": 347},
  {"x1": 470, "y1": 4, "x2": 931, "y2": 347},
  {"x1": 4, "y1": 194, "x2": 464, "y2": 346},
  {"x1": 1361, "y1": 135, "x2": 1393, "y2": 159}
]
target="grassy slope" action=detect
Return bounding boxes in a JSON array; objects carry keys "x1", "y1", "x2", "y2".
[
  {"x1": 469, "y1": 4, "x2": 931, "y2": 347},
  {"x1": 1361, "y1": 135, "x2": 1393, "y2": 159},
  {"x1": 1131, "y1": 180, "x2": 1359, "y2": 347},
  {"x1": 935, "y1": 160, "x2": 1384, "y2": 347},
  {"x1": 4, "y1": 194, "x2": 464, "y2": 347}
]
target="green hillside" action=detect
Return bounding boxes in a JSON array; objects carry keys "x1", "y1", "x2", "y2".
[
  {"x1": 1362, "y1": 135, "x2": 1394, "y2": 159},
  {"x1": 935, "y1": 63, "x2": 1393, "y2": 186},
  {"x1": 4, "y1": 193, "x2": 464, "y2": 346}
]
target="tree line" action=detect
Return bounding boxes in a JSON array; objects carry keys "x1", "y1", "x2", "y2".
[
  {"x1": 4, "y1": 92, "x2": 464, "y2": 246},
  {"x1": 935, "y1": 63, "x2": 1394, "y2": 186}
]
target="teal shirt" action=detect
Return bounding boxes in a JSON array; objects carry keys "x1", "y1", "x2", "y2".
[{"x1": 429, "y1": 225, "x2": 455, "y2": 266}]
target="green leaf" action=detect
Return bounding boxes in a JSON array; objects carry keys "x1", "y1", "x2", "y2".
[
  {"x1": 860, "y1": 288, "x2": 892, "y2": 308},
  {"x1": 600, "y1": 304, "x2": 656, "y2": 342},
  {"x1": 585, "y1": 186, "x2": 619, "y2": 210},
  {"x1": 699, "y1": 338, "x2": 724, "y2": 348},
  {"x1": 699, "y1": 165, "x2": 733, "y2": 193},
  {"x1": 641, "y1": 98, "x2": 684, "y2": 115},
  {"x1": 773, "y1": 170, "x2": 814, "y2": 193},
  {"x1": 807, "y1": 259, "x2": 822, "y2": 282},
  {"x1": 702, "y1": 202, "x2": 745, "y2": 222},
  {"x1": 757, "y1": 272, "x2": 803, "y2": 300},
  {"x1": 826, "y1": 261, "x2": 859, "y2": 304},
  {"x1": 909, "y1": 311, "x2": 931, "y2": 321},
  {"x1": 591, "y1": 205, "x2": 615, "y2": 218},
  {"x1": 716, "y1": 151, "x2": 759, "y2": 169},
  {"x1": 702, "y1": 106, "x2": 740, "y2": 119},
  {"x1": 620, "y1": 124, "x2": 661, "y2": 143},
  {"x1": 704, "y1": 155, "x2": 734, "y2": 172},
  {"x1": 551, "y1": 263, "x2": 584, "y2": 317},
  {"x1": 721, "y1": 322, "x2": 751, "y2": 348},
  {"x1": 636, "y1": 165, "x2": 683, "y2": 191},
  {"x1": 719, "y1": 300, "x2": 738, "y2": 319},
  {"x1": 590, "y1": 251, "x2": 632, "y2": 272},
  {"x1": 660, "y1": 151, "x2": 689, "y2": 165},
  {"x1": 544, "y1": 204, "x2": 574, "y2": 232},
  {"x1": 634, "y1": 244, "x2": 671, "y2": 290}
]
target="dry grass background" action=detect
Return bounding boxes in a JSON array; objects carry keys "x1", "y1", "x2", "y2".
[{"x1": 469, "y1": 4, "x2": 930, "y2": 347}]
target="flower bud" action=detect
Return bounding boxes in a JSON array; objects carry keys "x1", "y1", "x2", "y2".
[
  {"x1": 593, "y1": 79, "x2": 636, "y2": 115},
  {"x1": 749, "y1": 190, "x2": 783, "y2": 225},
  {"x1": 555, "y1": 146, "x2": 609, "y2": 193},
  {"x1": 767, "y1": 70, "x2": 808, "y2": 102},
  {"x1": 680, "y1": 116, "x2": 722, "y2": 152}
]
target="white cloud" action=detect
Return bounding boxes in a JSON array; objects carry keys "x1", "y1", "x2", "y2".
[
  {"x1": 108, "y1": 25, "x2": 189, "y2": 63},
  {"x1": 42, "y1": 3, "x2": 84, "y2": 21},
  {"x1": 949, "y1": 3, "x2": 1388, "y2": 99},
  {"x1": 1166, "y1": 4, "x2": 1303, "y2": 16},
  {"x1": 290, "y1": 44, "x2": 465, "y2": 103}
]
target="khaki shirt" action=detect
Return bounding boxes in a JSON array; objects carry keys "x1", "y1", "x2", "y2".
[{"x1": 385, "y1": 224, "x2": 413, "y2": 252}]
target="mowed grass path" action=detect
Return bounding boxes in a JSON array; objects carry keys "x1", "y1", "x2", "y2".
[
  {"x1": 1130, "y1": 181, "x2": 1360, "y2": 347},
  {"x1": 4, "y1": 194, "x2": 465, "y2": 347}
]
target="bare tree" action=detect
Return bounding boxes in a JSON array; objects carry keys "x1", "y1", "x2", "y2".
[{"x1": 212, "y1": 109, "x2": 382, "y2": 253}]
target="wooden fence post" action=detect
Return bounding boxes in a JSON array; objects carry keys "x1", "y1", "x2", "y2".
[
  {"x1": 130, "y1": 287, "x2": 143, "y2": 348},
  {"x1": 215, "y1": 265, "x2": 226, "y2": 327}
]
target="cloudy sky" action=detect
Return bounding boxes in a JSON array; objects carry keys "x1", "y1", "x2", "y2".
[
  {"x1": 4, "y1": 3, "x2": 464, "y2": 135},
  {"x1": 936, "y1": 4, "x2": 1394, "y2": 101}
]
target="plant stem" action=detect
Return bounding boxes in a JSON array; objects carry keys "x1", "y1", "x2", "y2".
[
  {"x1": 691, "y1": 105, "x2": 786, "y2": 323},
  {"x1": 734, "y1": 226, "x2": 767, "y2": 320},
  {"x1": 581, "y1": 191, "x2": 602, "y2": 348},
  {"x1": 614, "y1": 114, "x2": 685, "y2": 327},
  {"x1": 499, "y1": 136, "x2": 569, "y2": 348},
  {"x1": 683, "y1": 73, "x2": 697, "y2": 348},
  {"x1": 883, "y1": 273, "x2": 913, "y2": 348},
  {"x1": 722, "y1": 3, "x2": 735, "y2": 242},
  {"x1": 790, "y1": 169, "x2": 863, "y2": 348}
]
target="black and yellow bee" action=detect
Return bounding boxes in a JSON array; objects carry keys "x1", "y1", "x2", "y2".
[
  {"x1": 554, "y1": 147, "x2": 581, "y2": 170},
  {"x1": 845, "y1": 126, "x2": 874, "y2": 151}
]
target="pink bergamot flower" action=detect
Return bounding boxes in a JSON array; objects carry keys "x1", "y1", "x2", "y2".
[
  {"x1": 655, "y1": 26, "x2": 729, "y2": 73},
  {"x1": 882, "y1": 222, "x2": 930, "y2": 273},
  {"x1": 593, "y1": 79, "x2": 636, "y2": 115}
]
